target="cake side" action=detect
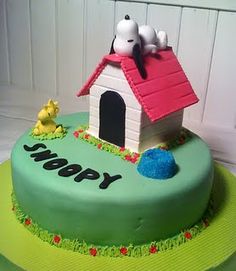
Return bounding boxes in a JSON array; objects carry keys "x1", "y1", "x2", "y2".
[{"x1": 11, "y1": 112, "x2": 214, "y2": 248}]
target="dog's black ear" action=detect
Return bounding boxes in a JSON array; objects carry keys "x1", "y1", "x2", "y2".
[
  {"x1": 109, "y1": 36, "x2": 116, "y2": 54},
  {"x1": 132, "y1": 44, "x2": 147, "y2": 79}
]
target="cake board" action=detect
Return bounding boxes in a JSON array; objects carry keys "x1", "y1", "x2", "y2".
[{"x1": 0, "y1": 160, "x2": 236, "y2": 271}]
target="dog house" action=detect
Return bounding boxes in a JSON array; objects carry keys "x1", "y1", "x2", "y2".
[{"x1": 77, "y1": 48, "x2": 198, "y2": 152}]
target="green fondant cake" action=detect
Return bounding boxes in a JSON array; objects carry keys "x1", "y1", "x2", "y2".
[
  {"x1": 9, "y1": 15, "x2": 215, "y2": 258},
  {"x1": 4, "y1": 15, "x2": 236, "y2": 269},
  {"x1": 11, "y1": 112, "x2": 214, "y2": 253}
]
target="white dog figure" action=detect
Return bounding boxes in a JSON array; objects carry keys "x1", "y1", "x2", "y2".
[
  {"x1": 111, "y1": 15, "x2": 168, "y2": 79},
  {"x1": 156, "y1": 30, "x2": 168, "y2": 50},
  {"x1": 112, "y1": 15, "x2": 147, "y2": 79},
  {"x1": 139, "y1": 25, "x2": 168, "y2": 55}
]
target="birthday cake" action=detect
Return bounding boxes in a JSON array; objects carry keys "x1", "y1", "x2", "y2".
[{"x1": 10, "y1": 16, "x2": 216, "y2": 258}]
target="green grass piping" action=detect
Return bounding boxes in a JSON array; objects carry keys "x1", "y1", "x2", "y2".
[
  {"x1": 30, "y1": 127, "x2": 67, "y2": 140},
  {"x1": 73, "y1": 126, "x2": 191, "y2": 164},
  {"x1": 11, "y1": 192, "x2": 213, "y2": 258}
]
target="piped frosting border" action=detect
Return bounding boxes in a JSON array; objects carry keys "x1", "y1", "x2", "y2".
[
  {"x1": 73, "y1": 126, "x2": 192, "y2": 164},
  {"x1": 12, "y1": 192, "x2": 213, "y2": 258}
]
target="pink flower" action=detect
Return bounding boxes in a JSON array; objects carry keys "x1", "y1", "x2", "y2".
[
  {"x1": 184, "y1": 231, "x2": 192, "y2": 239},
  {"x1": 131, "y1": 157, "x2": 138, "y2": 163},
  {"x1": 119, "y1": 147, "x2": 125, "y2": 152},
  {"x1": 125, "y1": 154, "x2": 132, "y2": 161},
  {"x1": 84, "y1": 134, "x2": 90, "y2": 140},
  {"x1": 149, "y1": 245, "x2": 158, "y2": 254},
  {"x1": 89, "y1": 247, "x2": 97, "y2": 256},
  {"x1": 53, "y1": 235, "x2": 61, "y2": 244},
  {"x1": 120, "y1": 247, "x2": 128, "y2": 255},
  {"x1": 97, "y1": 143, "x2": 102, "y2": 149},
  {"x1": 73, "y1": 131, "x2": 79, "y2": 138},
  {"x1": 25, "y1": 218, "x2": 31, "y2": 226}
]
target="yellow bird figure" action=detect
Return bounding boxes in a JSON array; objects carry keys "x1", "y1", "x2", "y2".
[{"x1": 33, "y1": 99, "x2": 63, "y2": 136}]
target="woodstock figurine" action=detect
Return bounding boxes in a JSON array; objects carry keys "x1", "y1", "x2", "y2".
[{"x1": 33, "y1": 99, "x2": 64, "y2": 136}]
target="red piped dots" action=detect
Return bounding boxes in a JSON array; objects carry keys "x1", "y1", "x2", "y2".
[
  {"x1": 89, "y1": 247, "x2": 97, "y2": 256},
  {"x1": 130, "y1": 153, "x2": 140, "y2": 163},
  {"x1": 125, "y1": 154, "x2": 132, "y2": 161},
  {"x1": 184, "y1": 231, "x2": 192, "y2": 239},
  {"x1": 73, "y1": 131, "x2": 79, "y2": 138},
  {"x1": 149, "y1": 245, "x2": 158, "y2": 254},
  {"x1": 53, "y1": 235, "x2": 61, "y2": 244},
  {"x1": 25, "y1": 218, "x2": 31, "y2": 226},
  {"x1": 84, "y1": 134, "x2": 90, "y2": 140},
  {"x1": 120, "y1": 247, "x2": 128, "y2": 255},
  {"x1": 131, "y1": 157, "x2": 138, "y2": 163},
  {"x1": 119, "y1": 147, "x2": 125, "y2": 152}
]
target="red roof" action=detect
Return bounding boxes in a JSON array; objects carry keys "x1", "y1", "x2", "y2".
[{"x1": 77, "y1": 47, "x2": 198, "y2": 122}]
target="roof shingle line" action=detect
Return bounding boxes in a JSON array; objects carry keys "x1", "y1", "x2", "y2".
[
  {"x1": 134, "y1": 70, "x2": 185, "y2": 88},
  {"x1": 140, "y1": 80, "x2": 190, "y2": 99},
  {"x1": 176, "y1": 91, "x2": 198, "y2": 100},
  {"x1": 123, "y1": 55, "x2": 179, "y2": 72}
]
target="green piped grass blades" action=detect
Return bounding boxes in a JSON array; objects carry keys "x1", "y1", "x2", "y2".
[
  {"x1": 11, "y1": 192, "x2": 213, "y2": 258},
  {"x1": 73, "y1": 126, "x2": 192, "y2": 165},
  {"x1": 30, "y1": 127, "x2": 67, "y2": 140}
]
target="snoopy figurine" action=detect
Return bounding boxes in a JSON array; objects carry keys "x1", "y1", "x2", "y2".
[
  {"x1": 139, "y1": 25, "x2": 168, "y2": 55},
  {"x1": 110, "y1": 15, "x2": 168, "y2": 79},
  {"x1": 110, "y1": 15, "x2": 147, "y2": 79},
  {"x1": 156, "y1": 30, "x2": 168, "y2": 50},
  {"x1": 139, "y1": 25, "x2": 158, "y2": 55}
]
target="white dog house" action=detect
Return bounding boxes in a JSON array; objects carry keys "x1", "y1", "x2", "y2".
[{"x1": 77, "y1": 48, "x2": 198, "y2": 153}]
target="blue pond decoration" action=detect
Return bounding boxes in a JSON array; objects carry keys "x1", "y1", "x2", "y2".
[{"x1": 137, "y1": 148, "x2": 177, "y2": 179}]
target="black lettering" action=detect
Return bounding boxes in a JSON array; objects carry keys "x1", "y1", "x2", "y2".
[
  {"x1": 74, "y1": 168, "x2": 100, "y2": 182},
  {"x1": 43, "y1": 158, "x2": 68, "y2": 170},
  {"x1": 30, "y1": 150, "x2": 58, "y2": 162},
  {"x1": 58, "y1": 164, "x2": 82, "y2": 177},
  {"x1": 99, "y1": 173, "x2": 122, "y2": 189},
  {"x1": 23, "y1": 143, "x2": 47, "y2": 152}
]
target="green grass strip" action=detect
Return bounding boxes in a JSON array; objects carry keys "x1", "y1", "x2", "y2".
[
  {"x1": 30, "y1": 127, "x2": 67, "y2": 140},
  {"x1": 11, "y1": 192, "x2": 213, "y2": 258},
  {"x1": 73, "y1": 126, "x2": 192, "y2": 164}
]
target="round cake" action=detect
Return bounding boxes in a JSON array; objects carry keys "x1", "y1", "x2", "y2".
[
  {"x1": 11, "y1": 112, "x2": 213, "y2": 248},
  {"x1": 2, "y1": 15, "x2": 235, "y2": 270}
]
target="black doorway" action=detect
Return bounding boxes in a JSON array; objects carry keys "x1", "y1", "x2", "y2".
[{"x1": 99, "y1": 91, "x2": 126, "y2": 147}]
